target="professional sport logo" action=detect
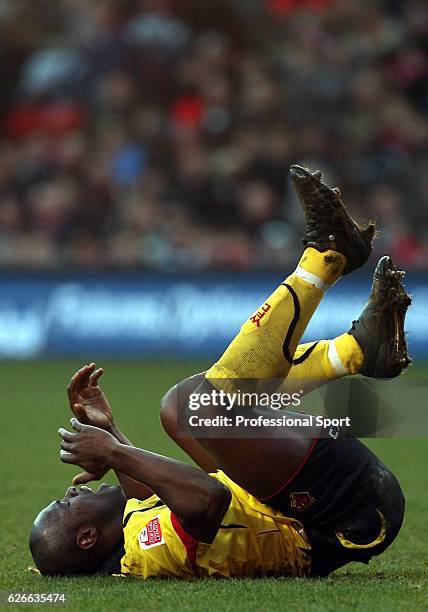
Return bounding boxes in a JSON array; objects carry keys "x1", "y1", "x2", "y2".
[{"x1": 138, "y1": 515, "x2": 165, "y2": 550}]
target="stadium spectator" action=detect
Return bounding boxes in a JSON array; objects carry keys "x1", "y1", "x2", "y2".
[{"x1": 0, "y1": 0, "x2": 427, "y2": 270}]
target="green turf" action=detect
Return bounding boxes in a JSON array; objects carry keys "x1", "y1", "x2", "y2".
[{"x1": 1, "y1": 360, "x2": 427, "y2": 611}]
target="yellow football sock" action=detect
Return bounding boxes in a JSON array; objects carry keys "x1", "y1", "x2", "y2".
[
  {"x1": 281, "y1": 333, "x2": 365, "y2": 395},
  {"x1": 206, "y1": 248, "x2": 346, "y2": 387},
  {"x1": 332, "y1": 332, "x2": 364, "y2": 375}
]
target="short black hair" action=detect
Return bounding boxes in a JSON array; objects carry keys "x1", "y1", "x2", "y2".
[{"x1": 29, "y1": 510, "x2": 103, "y2": 576}]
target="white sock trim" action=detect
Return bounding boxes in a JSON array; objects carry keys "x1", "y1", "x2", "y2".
[
  {"x1": 294, "y1": 265, "x2": 330, "y2": 291},
  {"x1": 328, "y1": 340, "x2": 349, "y2": 376}
]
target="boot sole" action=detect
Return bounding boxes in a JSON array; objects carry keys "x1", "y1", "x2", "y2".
[{"x1": 361, "y1": 259, "x2": 412, "y2": 378}]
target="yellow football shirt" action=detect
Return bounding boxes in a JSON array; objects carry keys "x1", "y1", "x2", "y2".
[{"x1": 120, "y1": 470, "x2": 312, "y2": 579}]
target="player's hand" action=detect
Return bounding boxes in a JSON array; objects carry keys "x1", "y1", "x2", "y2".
[
  {"x1": 71, "y1": 469, "x2": 106, "y2": 487},
  {"x1": 58, "y1": 419, "x2": 118, "y2": 474},
  {"x1": 67, "y1": 363, "x2": 114, "y2": 432}
]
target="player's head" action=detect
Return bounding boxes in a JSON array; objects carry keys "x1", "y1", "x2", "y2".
[{"x1": 29, "y1": 484, "x2": 126, "y2": 576}]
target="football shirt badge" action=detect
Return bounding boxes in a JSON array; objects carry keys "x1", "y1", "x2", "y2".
[{"x1": 138, "y1": 515, "x2": 165, "y2": 549}]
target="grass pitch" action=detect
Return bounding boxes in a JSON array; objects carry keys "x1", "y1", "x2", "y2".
[{"x1": 1, "y1": 360, "x2": 427, "y2": 611}]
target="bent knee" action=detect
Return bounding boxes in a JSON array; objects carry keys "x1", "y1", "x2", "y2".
[
  {"x1": 160, "y1": 384, "x2": 178, "y2": 433},
  {"x1": 160, "y1": 373, "x2": 207, "y2": 433}
]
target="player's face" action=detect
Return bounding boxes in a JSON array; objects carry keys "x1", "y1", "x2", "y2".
[{"x1": 39, "y1": 483, "x2": 126, "y2": 528}]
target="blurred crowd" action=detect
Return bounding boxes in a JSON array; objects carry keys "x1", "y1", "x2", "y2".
[{"x1": 0, "y1": 0, "x2": 427, "y2": 271}]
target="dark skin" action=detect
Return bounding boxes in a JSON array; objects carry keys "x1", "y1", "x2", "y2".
[
  {"x1": 160, "y1": 372, "x2": 220, "y2": 473},
  {"x1": 28, "y1": 363, "x2": 231, "y2": 573},
  {"x1": 160, "y1": 371, "x2": 322, "y2": 477},
  {"x1": 61, "y1": 364, "x2": 230, "y2": 544},
  {"x1": 30, "y1": 482, "x2": 127, "y2": 576},
  {"x1": 59, "y1": 418, "x2": 230, "y2": 543},
  {"x1": 53, "y1": 361, "x2": 320, "y2": 566},
  {"x1": 66, "y1": 363, "x2": 153, "y2": 499},
  {"x1": 159, "y1": 366, "x2": 333, "y2": 482},
  {"x1": 160, "y1": 373, "x2": 318, "y2": 498},
  {"x1": 32, "y1": 348, "x2": 323, "y2": 575},
  {"x1": 66, "y1": 363, "x2": 318, "y2": 500},
  {"x1": 68, "y1": 364, "x2": 218, "y2": 477}
]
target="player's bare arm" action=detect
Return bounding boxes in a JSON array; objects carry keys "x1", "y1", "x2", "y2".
[
  {"x1": 59, "y1": 419, "x2": 231, "y2": 543},
  {"x1": 66, "y1": 364, "x2": 153, "y2": 499}
]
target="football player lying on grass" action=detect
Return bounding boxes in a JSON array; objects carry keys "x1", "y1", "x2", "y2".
[{"x1": 30, "y1": 166, "x2": 411, "y2": 579}]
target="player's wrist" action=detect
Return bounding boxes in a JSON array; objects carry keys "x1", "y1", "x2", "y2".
[
  {"x1": 108, "y1": 441, "x2": 128, "y2": 471},
  {"x1": 109, "y1": 423, "x2": 133, "y2": 446}
]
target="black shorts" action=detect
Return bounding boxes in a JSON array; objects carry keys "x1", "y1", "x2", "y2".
[{"x1": 262, "y1": 431, "x2": 405, "y2": 576}]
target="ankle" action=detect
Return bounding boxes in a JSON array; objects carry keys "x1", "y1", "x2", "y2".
[
  {"x1": 331, "y1": 333, "x2": 364, "y2": 375},
  {"x1": 295, "y1": 248, "x2": 347, "y2": 290}
]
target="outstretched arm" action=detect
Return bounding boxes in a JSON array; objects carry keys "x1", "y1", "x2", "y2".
[{"x1": 59, "y1": 420, "x2": 231, "y2": 542}]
